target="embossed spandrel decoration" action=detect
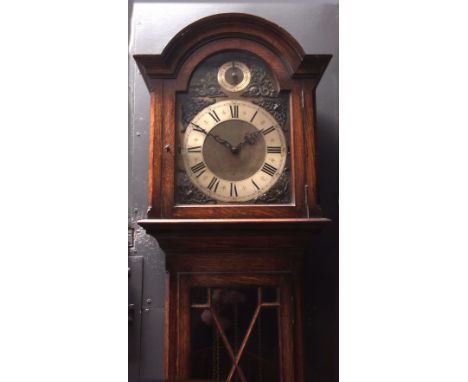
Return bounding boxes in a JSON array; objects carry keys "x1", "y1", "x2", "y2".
[
  {"x1": 176, "y1": 171, "x2": 216, "y2": 205},
  {"x1": 252, "y1": 93, "x2": 289, "y2": 132},
  {"x1": 255, "y1": 168, "x2": 290, "y2": 204},
  {"x1": 188, "y1": 59, "x2": 226, "y2": 98},
  {"x1": 180, "y1": 97, "x2": 216, "y2": 133},
  {"x1": 241, "y1": 61, "x2": 278, "y2": 98},
  {"x1": 175, "y1": 51, "x2": 292, "y2": 205}
]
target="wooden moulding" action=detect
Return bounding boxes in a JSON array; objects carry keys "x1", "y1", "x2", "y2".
[
  {"x1": 134, "y1": 13, "x2": 332, "y2": 87},
  {"x1": 165, "y1": 252, "x2": 301, "y2": 274},
  {"x1": 138, "y1": 218, "x2": 330, "y2": 254}
]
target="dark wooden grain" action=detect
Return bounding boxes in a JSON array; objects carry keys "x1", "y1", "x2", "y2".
[
  {"x1": 177, "y1": 276, "x2": 191, "y2": 380},
  {"x1": 161, "y1": 82, "x2": 176, "y2": 218},
  {"x1": 279, "y1": 277, "x2": 297, "y2": 382},
  {"x1": 134, "y1": 13, "x2": 307, "y2": 81},
  {"x1": 139, "y1": 217, "x2": 329, "y2": 229},
  {"x1": 169, "y1": 270, "x2": 300, "y2": 382},
  {"x1": 139, "y1": 218, "x2": 329, "y2": 255},
  {"x1": 302, "y1": 80, "x2": 319, "y2": 214},
  {"x1": 290, "y1": 81, "x2": 306, "y2": 215},
  {"x1": 166, "y1": 253, "x2": 297, "y2": 275},
  {"x1": 162, "y1": 253, "x2": 309, "y2": 381},
  {"x1": 293, "y1": 54, "x2": 333, "y2": 80},
  {"x1": 134, "y1": 13, "x2": 332, "y2": 382},
  {"x1": 164, "y1": 274, "x2": 172, "y2": 381},
  {"x1": 293, "y1": 255, "x2": 306, "y2": 382},
  {"x1": 147, "y1": 80, "x2": 164, "y2": 217}
]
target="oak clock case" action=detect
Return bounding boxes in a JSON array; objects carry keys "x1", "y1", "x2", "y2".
[
  {"x1": 176, "y1": 53, "x2": 291, "y2": 205},
  {"x1": 134, "y1": 12, "x2": 332, "y2": 382}
]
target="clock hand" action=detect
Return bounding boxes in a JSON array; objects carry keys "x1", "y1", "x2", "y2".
[
  {"x1": 231, "y1": 61, "x2": 239, "y2": 85},
  {"x1": 233, "y1": 131, "x2": 262, "y2": 152},
  {"x1": 211, "y1": 134, "x2": 235, "y2": 151},
  {"x1": 192, "y1": 123, "x2": 236, "y2": 151}
]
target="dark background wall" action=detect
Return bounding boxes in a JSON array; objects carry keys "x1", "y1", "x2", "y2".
[{"x1": 128, "y1": 1, "x2": 338, "y2": 381}]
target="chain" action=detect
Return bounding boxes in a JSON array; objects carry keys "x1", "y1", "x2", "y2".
[
  {"x1": 212, "y1": 322, "x2": 216, "y2": 380},
  {"x1": 216, "y1": 327, "x2": 220, "y2": 380},
  {"x1": 211, "y1": 306, "x2": 220, "y2": 380},
  {"x1": 234, "y1": 303, "x2": 239, "y2": 382},
  {"x1": 258, "y1": 310, "x2": 263, "y2": 382}
]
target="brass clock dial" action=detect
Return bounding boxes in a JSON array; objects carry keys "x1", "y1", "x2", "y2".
[
  {"x1": 181, "y1": 99, "x2": 287, "y2": 202},
  {"x1": 217, "y1": 61, "x2": 251, "y2": 93}
]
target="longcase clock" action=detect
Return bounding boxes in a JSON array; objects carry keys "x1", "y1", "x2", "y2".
[{"x1": 135, "y1": 13, "x2": 331, "y2": 382}]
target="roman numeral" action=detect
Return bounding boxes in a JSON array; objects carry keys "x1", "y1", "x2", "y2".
[
  {"x1": 207, "y1": 176, "x2": 220, "y2": 193},
  {"x1": 209, "y1": 110, "x2": 220, "y2": 123},
  {"x1": 230, "y1": 183, "x2": 238, "y2": 197},
  {"x1": 190, "y1": 162, "x2": 206, "y2": 177},
  {"x1": 267, "y1": 146, "x2": 281, "y2": 154},
  {"x1": 250, "y1": 110, "x2": 258, "y2": 122},
  {"x1": 251, "y1": 179, "x2": 260, "y2": 190},
  {"x1": 191, "y1": 123, "x2": 204, "y2": 132},
  {"x1": 230, "y1": 105, "x2": 239, "y2": 119},
  {"x1": 187, "y1": 146, "x2": 202, "y2": 153},
  {"x1": 261, "y1": 163, "x2": 277, "y2": 177},
  {"x1": 261, "y1": 126, "x2": 275, "y2": 135}
]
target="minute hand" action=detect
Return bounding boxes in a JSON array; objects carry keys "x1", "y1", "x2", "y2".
[
  {"x1": 192, "y1": 124, "x2": 235, "y2": 151},
  {"x1": 234, "y1": 131, "x2": 262, "y2": 152}
]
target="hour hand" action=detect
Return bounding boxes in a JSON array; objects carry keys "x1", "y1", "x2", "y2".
[
  {"x1": 211, "y1": 133, "x2": 235, "y2": 151},
  {"x1": 191, "y1": 123, "x2": 235, "y2": 151},
  {"x1": 234, "y1": 131, "x2": 262, "y2": 151}
]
